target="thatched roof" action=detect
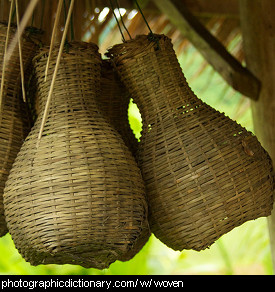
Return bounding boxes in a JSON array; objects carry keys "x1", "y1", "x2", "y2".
[{"x1": 0, "y1": 0, "x2": 243, "y2": 58}]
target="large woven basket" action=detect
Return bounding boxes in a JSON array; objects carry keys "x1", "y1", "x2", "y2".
[
  {"x1": 3, "y1": 41, "x2": 148, "y2": 269},
  {"x1": 99, "y1": 59, "x2": 138, "y2": 157},
  {"x1": 107, "y1": 34, "x2": 275, "y2": 251},
  {"x1": 0, "y1": 22, "x2": 39, "y2": 237}
]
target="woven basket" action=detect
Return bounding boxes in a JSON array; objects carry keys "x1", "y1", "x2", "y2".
[
  {"x1": 98, "y1": 59, "x2": 138, "y2": 157},
  {"x1": 0, "y1": 22, "x2": 39, "y2": 237},
  {"x1": 107, "y1": 34, "x2": 275, "y2": 251},
  {"x1": 99, "y1": 59, "x2": 150, "y2": 261},
  {"x1": 3, "y1": 41, "x2": 148, "y2": 269}
]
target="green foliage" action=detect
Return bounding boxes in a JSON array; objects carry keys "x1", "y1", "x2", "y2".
[{"x1": 128, "y1": 99, "x2": 142, "y2": 141}]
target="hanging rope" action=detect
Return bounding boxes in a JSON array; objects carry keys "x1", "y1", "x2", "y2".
[
  {"x1": 134, "y1": 0, "x2": 153, "y2": 34},
  {"x1": 134, "y1": 0, "x2": 159, "y2": 49},
  {"x1": 114, "y1": 0, "x2": 132, "y2": 40},
  {"x1": 37, "y1": 0, "x2": 75, "y2": 147},
  {"x1": 109, "y1": 0, "x2": 125, "y2": 42},
  {"x1": 0, "y1": 0, "x2": 14, "y2": 111}
]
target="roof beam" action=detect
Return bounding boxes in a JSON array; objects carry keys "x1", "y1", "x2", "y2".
[
  {"x1": 152, "y1": 0, "x2": 260, "y2": 100},
  {"x1": 182, "y1": 0, "x2": 239, "y2": 18}
]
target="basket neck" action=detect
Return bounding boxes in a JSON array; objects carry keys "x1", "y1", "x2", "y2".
[
  {"x1": 122, "y1": 58, "x2": 199, "y2": 126},
  {"x1": 34, "y1": 48, "x2": 102, "y2": 117},
  {"x1": 109, "y1": 35, "x2": 200, "y2": 126}
]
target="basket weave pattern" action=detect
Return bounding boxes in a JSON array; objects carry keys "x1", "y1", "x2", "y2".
[
  {"x1": 0, "y1": 23, "x2": 37, "y2": 237},
  {"x1": 99, "y1": 59, "x2": 150, "y2": 261},
  {"x1": 3, "y1": 42, "x2": 148, "y2": 268},
  {"x1": 99, "y1": 60, "x2": 138, "y2": 156},
  {"x1": 107, "y1": 34, "x2": 274, "y2": 251}
]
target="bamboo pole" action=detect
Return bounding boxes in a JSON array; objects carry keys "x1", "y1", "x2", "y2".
[
  {"x1": 15, "y1": 0, "x2": 26, "y2": 103},
  {"x1": 44, "y1": 0, "x2": 63, "y2": 82},
  {"x1": 37, "y1": 0, "x2": 75, "y2": 146}
]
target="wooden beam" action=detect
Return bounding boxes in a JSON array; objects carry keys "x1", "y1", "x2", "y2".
[
  {"x1": 152, "y1": 0, "x2": 261, "y2": 100},
  {"x1": 182, "y1": 0, "x2": 239, "y2": 18},
  {"x1": 239, "y1": 0, "x2": 275, "y2": 272}
]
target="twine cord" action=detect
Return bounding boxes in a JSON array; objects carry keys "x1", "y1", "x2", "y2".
[
  {"x1": 134, "y1": 0, "x2": 159, "y2": 49},
  {"x1": 109, "y1": 0, "x2": 125, "y2": 42},
  {"x1": 134, "y1": 0, "x2": 152, "y2": 34},
  {"x1": 114, "y1": 0, "x2": 132, "y2": 40}
]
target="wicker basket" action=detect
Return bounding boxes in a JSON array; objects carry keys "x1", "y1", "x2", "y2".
[
  {"x1": 0, "y1": 22, "x2": 39, "y2": 237},
  {"x1": 98, "y1": 59, "x2": 138, "y2": 157},
  {"x1": 107, "y1": 34, "x2": 275, "y2": 251},
  {"x1": 99, "y1": 59, "x2": 150, "y2": 261},
  {"x1": 3, "y1": 41, "x2": 148, "y2": 269}
]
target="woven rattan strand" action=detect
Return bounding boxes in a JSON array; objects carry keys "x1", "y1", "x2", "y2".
[
  {"x1": 3, "y1": 41, "x2": 148, "y2": 269},
  {"x1": 107, "y1": 34, "x2": 274, "y2": 251}
]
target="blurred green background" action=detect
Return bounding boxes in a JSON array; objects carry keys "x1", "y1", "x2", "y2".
[{"x1": 0, "y1": 42, "x2": 272, "y2": 275}]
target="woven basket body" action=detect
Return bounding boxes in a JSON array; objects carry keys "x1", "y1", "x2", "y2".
[
  {"x1": 0, "y1": 23, "x2": 38, "y2": 237},
  {"x1": 3, "y1": 42, "x2": 148, "y2": 269},
  {"x1": 99, "y1": 60, "x2": 138, "y2": 157},
  {"x1": 107, "y1": 34, "x2": 274, "y2": 251},
  {"x1": 99, "y1": 59, "x2": 150, "y2": 261}
]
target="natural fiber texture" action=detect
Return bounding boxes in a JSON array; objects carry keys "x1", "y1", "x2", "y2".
[
  {"x1": 98, "y1": 59, "x2": 138, "y2": 157},
  {"x1": 107, "y1": 34, "x2": 274, "y2": 251},
  {"x1": 99, "y1": 59, "x2": 150, "y2": 261},
  {"x1": 0, "y1": 22, "x2": 39, "y2": 237},
  {"x1": 3, "y1": 41, "x2": 148, "y2": 269}
]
